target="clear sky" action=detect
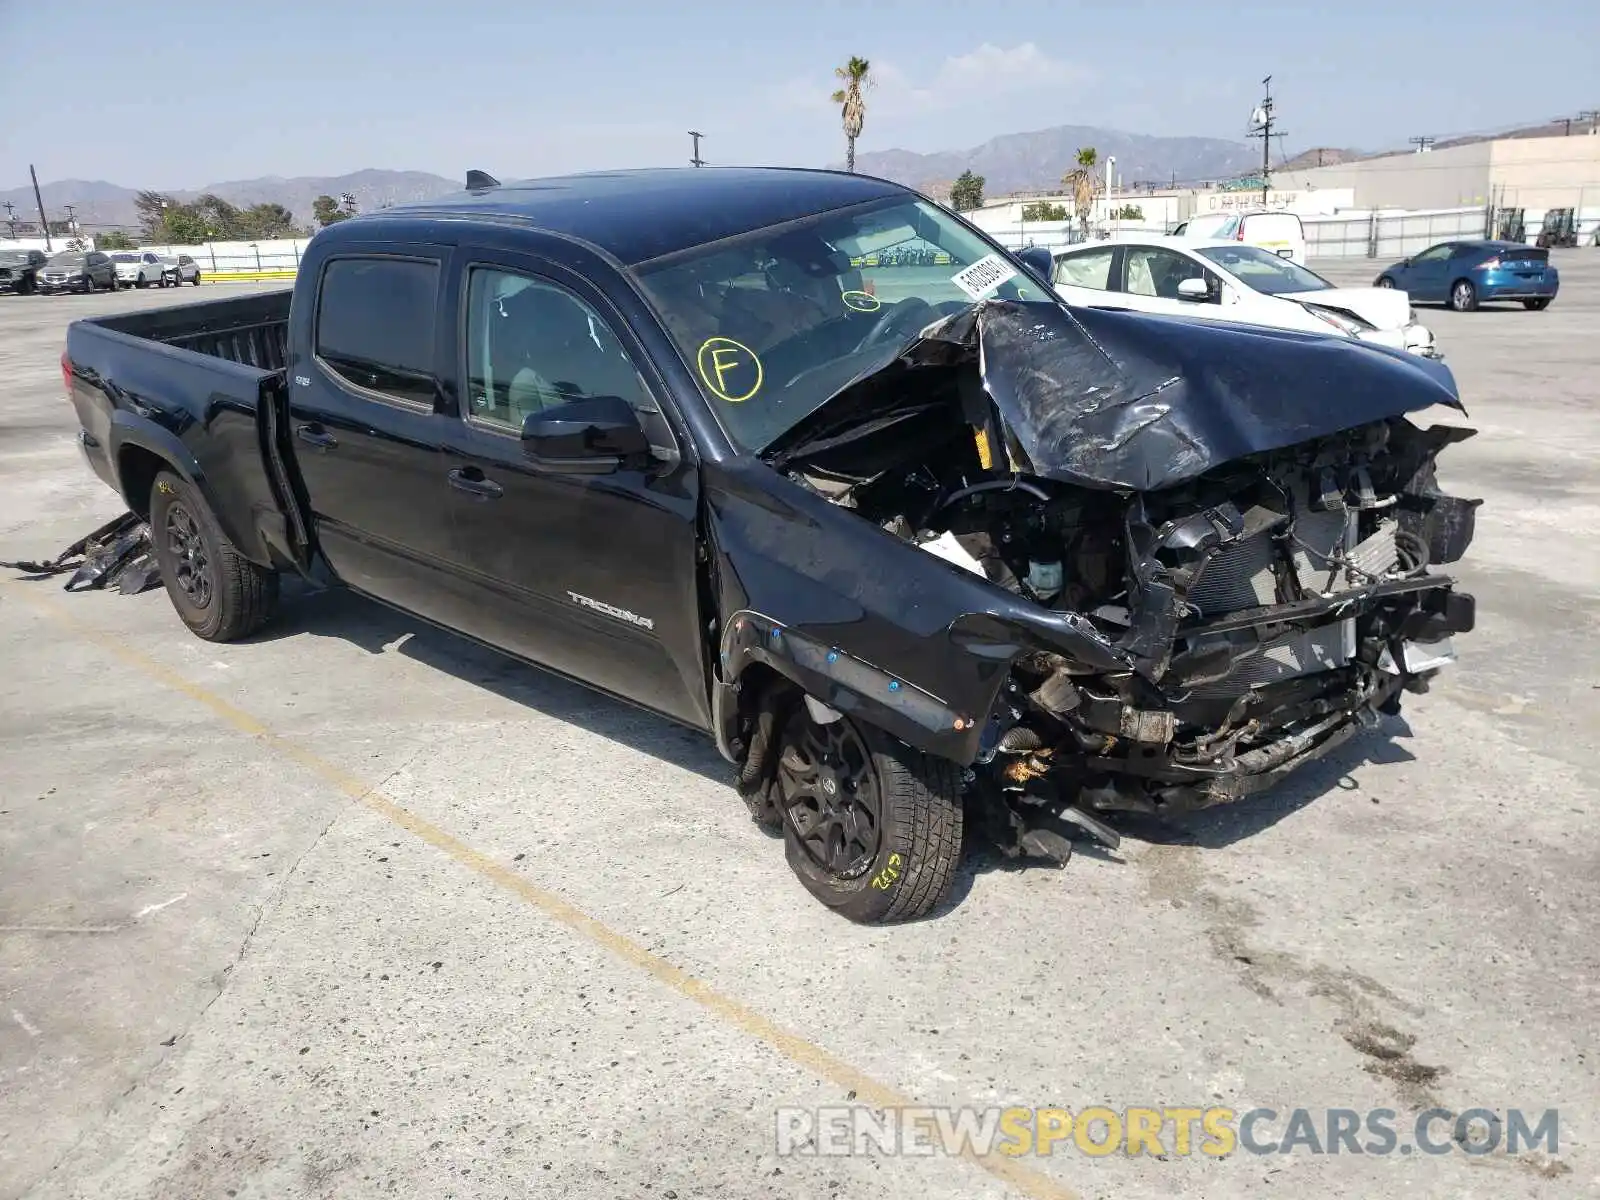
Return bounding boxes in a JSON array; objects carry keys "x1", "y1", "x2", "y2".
[{"x1": 3, "y1": 0, "x2": 1594, "y2": 189}]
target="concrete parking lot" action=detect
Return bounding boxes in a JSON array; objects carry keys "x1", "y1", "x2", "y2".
[{"x1": 2, "y1": 258, "x2": 1596, "y2": 1200}]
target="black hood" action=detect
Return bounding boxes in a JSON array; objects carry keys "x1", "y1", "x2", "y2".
[{"x1": 767, "y1": 300, "x2": 1465, "y2": 492}]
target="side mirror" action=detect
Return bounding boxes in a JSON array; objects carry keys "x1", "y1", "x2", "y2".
[
  {"x1": 1176, "y1": 277, "x2": 1211, "y2": 302},
  {"x1": 521, "y1": 394, "x2": 649, "y2": 473},
  {"x1": 1016, "y1": 245, "x2": 1055, "y2": 286}
]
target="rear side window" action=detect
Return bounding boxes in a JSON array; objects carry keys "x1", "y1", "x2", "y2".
[{"x1": 315, "y1": 257, "x2": 439, "y2": 405}]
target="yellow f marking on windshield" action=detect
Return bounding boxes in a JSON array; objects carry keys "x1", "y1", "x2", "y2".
[{"x1": 697, "y1": 337, "x2": 763, "y2": 403}]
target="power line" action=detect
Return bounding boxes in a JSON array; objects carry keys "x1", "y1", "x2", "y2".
[
  {"x1": 1409, "y1": 135, "x2": 1435, "y2": 153},
  {"x1": 1245, "y1": 75, "x2": 1282, "y2": 203}
]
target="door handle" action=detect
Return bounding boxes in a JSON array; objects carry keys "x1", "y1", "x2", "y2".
[
  {"x1": 296, "y1": 423, "x2": 337, "y2": 450},
  {"x1": 448, "y1": 467, "x2": 504, "y2": 500}
]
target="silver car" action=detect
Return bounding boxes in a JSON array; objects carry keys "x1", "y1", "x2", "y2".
[{"x1": 159, "y1": 253, "x2": 203, "y2": 286}]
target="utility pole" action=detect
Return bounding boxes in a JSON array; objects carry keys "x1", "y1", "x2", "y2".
[
  {"x1": 1246, "y1": 76, "x2": 1280, "y2": 205},
  {"x1": 1409, "y1": 135, "x2": 1435, "y2": 154},
  {"x1": 339, "y1": 192, "x2": 356, "y2": 216},
  {"x1": 3, "y1": 200, "x2": 15, "y2": 238},
  {"x1": 1580, "y1": 110, "x2": 1600, "y2": 135},
  {"x1": 64, "y1": 204, "x2": 78, "y2": 240},
  {"x1": 30, "y1": 164, "x2": 51, "y2": 251},
  {"x1": 1554, "y1": 117, "x2": 1573, "y2": 136},
  {"x1": 688, "y1": 130, "x2": 705, "y2": 168}
]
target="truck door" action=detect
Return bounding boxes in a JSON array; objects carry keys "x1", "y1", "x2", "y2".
[
  {"x1": 288, "y1": 250, "x2": 473, "y2": 627},
  {"x1": 433, "y1": 254, "x2": 709, "y2": 727}
]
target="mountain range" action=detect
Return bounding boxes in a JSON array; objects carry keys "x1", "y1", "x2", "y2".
[
  {"x1": 7, "y1": 116, "x2": 1575, "y2": 235},
  {"x1": 0, "y1": 170, "x2": 463, "y2": 234},
  {"x1": 840, "y1": 125, "x2": 1273, "y2": 196}
]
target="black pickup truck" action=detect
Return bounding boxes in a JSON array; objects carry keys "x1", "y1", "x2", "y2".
[{"x1": 61, "y1": 167, "x2": 1479, "y2": 922}]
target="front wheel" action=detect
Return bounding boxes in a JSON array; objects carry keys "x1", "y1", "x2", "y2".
[
  {"x1": 1523, "y1": 298, "x2": 1551, "y2": 311},
  {"x1": 135, "y1": 277, "x2": 147, "y2": 289},
  {"x1": 1376, "y1": 276, "x2": 1395, "y2": 289},
  {"x1": 1449, "y1": 279, "x2": 1478, "y2": 312},
  {"x1": 149, "y1": 470, "x2": 279, "y2": 642},
  {"x1": 191, "y1": 271, "x2": 202, "y2": 286},
  {"x1": 775, "y1": 705, "x2": 963, "y2": 923}
]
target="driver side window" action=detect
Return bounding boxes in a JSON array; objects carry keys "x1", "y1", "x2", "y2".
[
  {"x1": 1412, "y1": 244, "x2": 1453, "y2": 264},
  {"x1": 464, "y1": 268, "x2": 652, "y2": 433}
]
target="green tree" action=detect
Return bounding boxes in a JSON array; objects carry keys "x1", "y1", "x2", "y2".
[
  {"x1": 96, "y1": 230, "x2": 136, "y2": 250},
  {"x1": 162, "y1": 208, "x2": 212, "y2": 245},
  {"x1": 1021, "y1": 201, "x2": 1068, "y2": 222},
  {"x1": 949, "y1": 170, "x2": 985, "y2": 212},
  {"x1": 1114, "y1": 203, "x2": 1144, "y2": 221},
  {"x1": 239, "y1": 202, "x2": 299, "y2": 238},
  {"x1": 312, "y1": 194, "x2": 350, "y2": 227},
  {"x1": 830, "y1": 56, "x2": 872, "y2": 174},
  {"x1": 134, "y1": 190, "x2": 175, "y2": 240}
]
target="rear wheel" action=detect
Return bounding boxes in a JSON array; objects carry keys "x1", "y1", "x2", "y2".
[
  {"x1": 1523, "y1": 298, "x2": 1551, "y2": 311},
  {"x1": 775, "y1": 704, "x2": 963, "y2": 923},
  {"x1": 191, "y1": 271, "x2": 202, "y2": 286},
  {"x1": 1449, "y1": 279, "x2": 1478, "y2": 312},
  {"x1": 149, "y1": 470, "x2": 279, "y2": 642}
]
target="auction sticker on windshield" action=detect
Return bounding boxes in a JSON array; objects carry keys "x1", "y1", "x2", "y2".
[{"x1": 950, "y1": 253, "x2": 1018, "y2": 301}]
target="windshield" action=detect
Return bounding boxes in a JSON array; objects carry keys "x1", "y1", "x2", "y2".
[
  {"x1": 633, "y1": 197, "x2": 1042, "y2": 452},
  {"x1": 111, "y1": 253, "x2": 139, "y2": 262},
  {"x1": 1196, "y1": 245, "x2": 1331, "y2": 295}
]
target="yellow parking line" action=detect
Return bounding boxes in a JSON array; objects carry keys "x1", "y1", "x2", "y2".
[{"x1": 8, "y1": 586, "x2": 1081, "y2": 1200}]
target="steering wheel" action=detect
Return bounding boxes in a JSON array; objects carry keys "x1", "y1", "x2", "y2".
[{"x1": 854, "y1": 297, "x2": 938, "y2": 353}]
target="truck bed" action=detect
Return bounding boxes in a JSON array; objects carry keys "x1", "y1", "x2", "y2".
[
  {"x1": 88, "y1": 289, "x2": 292, "y2": 368},
  {"x1": 64, "y1": 288, "x2": 307, "y2": 575}
]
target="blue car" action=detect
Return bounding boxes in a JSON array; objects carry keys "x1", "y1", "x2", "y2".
[{"x1": 1375, "y1": 240, "x2": 1559, "y2": 312}]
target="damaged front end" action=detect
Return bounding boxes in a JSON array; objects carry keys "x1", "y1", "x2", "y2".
[{"x1": 760, "y1": 300, "x2": 1479, "y2": 857}]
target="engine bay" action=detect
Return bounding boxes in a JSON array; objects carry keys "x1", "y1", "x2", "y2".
[{"x1": 780, "y1": 391, "x2": 1480, "y2": 860}]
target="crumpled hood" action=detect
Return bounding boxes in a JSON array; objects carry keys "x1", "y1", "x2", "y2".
[
  {"x1": 767, "y1": 299, "x2": 1463, "y2": 492},
  {"x1": 1279, "y1": 286, "x2": 1413, "y2": 331}
]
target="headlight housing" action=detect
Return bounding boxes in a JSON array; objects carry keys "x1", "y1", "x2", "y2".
[{"x1": 1303, "y1": 303, "x2": 1373, "y2": 336}]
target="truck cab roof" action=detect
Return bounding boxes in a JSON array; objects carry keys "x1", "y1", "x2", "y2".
[{"x1": 353, "y1": 166, "x2": 909, "y2": 266}]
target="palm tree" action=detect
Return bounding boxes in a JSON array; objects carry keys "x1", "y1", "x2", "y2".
[
  {"x1": 1063, "y1": 146, "x2": 1100, "y2": 237},
  {"x1": 831, "y1": 57, "x2": 872, "y2": 173}
]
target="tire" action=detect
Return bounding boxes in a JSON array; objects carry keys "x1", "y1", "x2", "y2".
[
  {"x1": 136, "y1": 277, "x2": 147, "y2": 289},
  {"x1": 774, "y1": 704, "x2": 963, "y2": 923},
  {"x1": 192, "y1": 272, "x2": 202, "y2": 286},
  {"x1": 1523, "y1": 298, "x2": 1551, "y2": 311},
  {"x1": 1375, "y1": 276, "x2": 1395, "y2": 289},
  {"x1": 1448, "y1": 278, "x2": 1478, "y2": 312},
  {"x1": 149, "y1": 470, "x2": 279, "y2": 642}
]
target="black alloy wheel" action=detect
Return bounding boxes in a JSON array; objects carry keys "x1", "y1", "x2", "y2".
[
  {"x1": 163, "y1": 500, "x2": 213, "y2": 610},
  {"x1": 777, "y1": 709, "x2": 882, "y2": 879}
]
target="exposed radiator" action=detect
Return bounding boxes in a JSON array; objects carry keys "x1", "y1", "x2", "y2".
[{"x1": 1181, "y1": 512, "x2": 1399, "y2": 698}]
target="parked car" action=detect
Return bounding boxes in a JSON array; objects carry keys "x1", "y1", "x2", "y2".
[
  {"x1": 159, "y1": 253, "x2": 203, "y2": 286},
  {"x1": 0, "y1": 247, "x2": 48, "y2": 295},
  {"x1": 37, "y1": 251, "x2": 117, "y2": 293},
  {"x1": 111, "y1": 250, "x2": 169, "y2": 289},
  {"x1": 1051, "y1": 238, "x2": 1440, "y2": 357},
  {"x1": 1172, "y1": 210, "x2": 1306, "y2": 265},
  {"x1": 59, "y1": 167, "x2": 1478, "y2": 922},
  {"x1": 1375, "y1": 241, "x2": 1559, "y2": 312}
]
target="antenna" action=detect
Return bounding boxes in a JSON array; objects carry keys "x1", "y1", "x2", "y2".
[
  {"x1": 1409, "y1": 135, "x2": 1436, "y2": 153},
  {"x1": 688, "y1": 130, "x2": 705, "y2": 168},
  {"x1": 1245, "y1": 76, "x2": 1282, "y2": 204},
  {"x1": 465, "y1": 170, "x2": 500, "y2": 190}
]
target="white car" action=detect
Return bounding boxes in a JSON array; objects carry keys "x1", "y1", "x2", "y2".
[
  {"x1": 110, "y1": 250, "x2": 170, "y2": 289},
  {"x1": 1051, "y1": 238, "x2": 1440, "y2": 359}
]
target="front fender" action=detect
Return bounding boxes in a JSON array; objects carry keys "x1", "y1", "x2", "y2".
[{"x1": 704, "y1": 458, "x2": 1130, "y2": 765}]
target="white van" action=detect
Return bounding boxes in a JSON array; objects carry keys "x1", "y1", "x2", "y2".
[{"x1": 1210, "y1": 211, "x2": 1306, "y2": 265}]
